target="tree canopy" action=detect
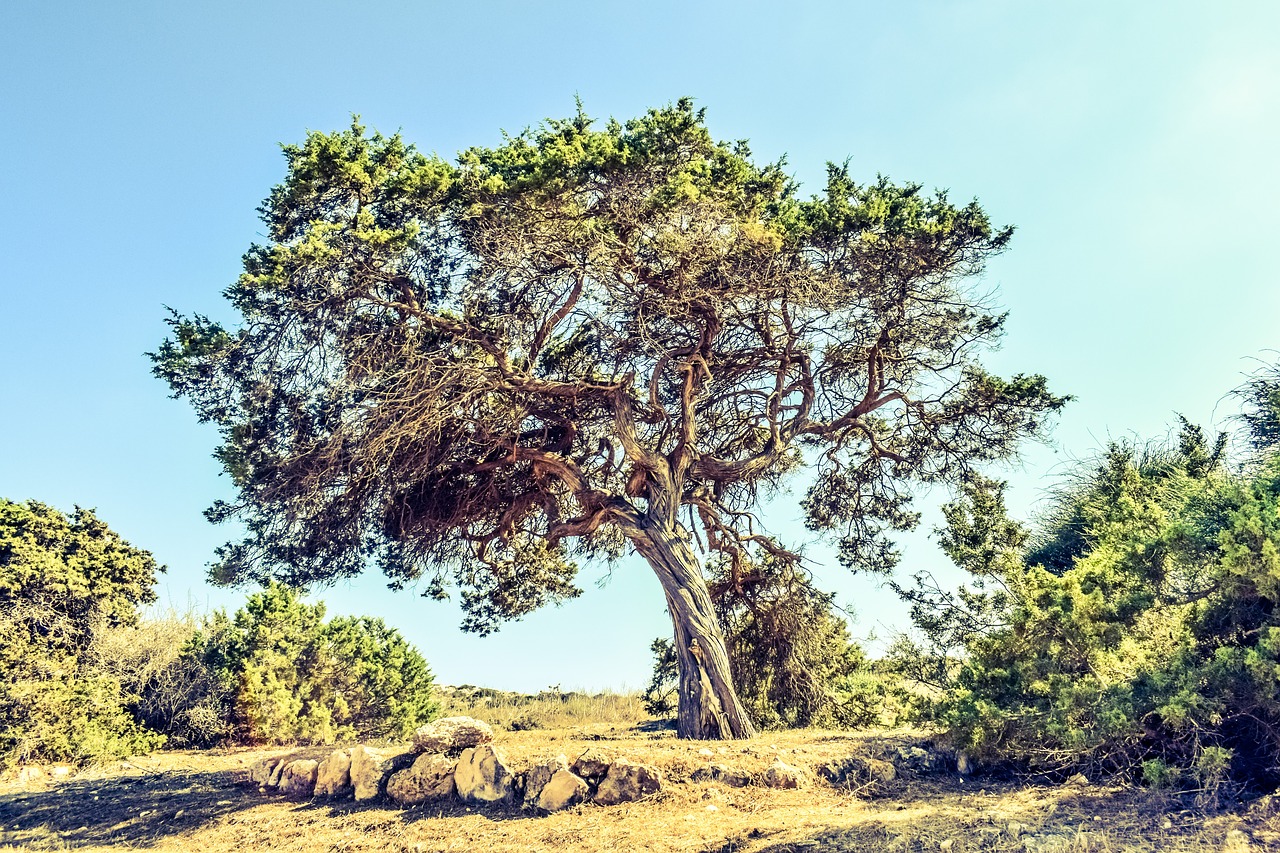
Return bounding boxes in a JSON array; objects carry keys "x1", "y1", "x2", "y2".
[{"x1": 154, "y1": 100, "x2": 1065, "y2": 738}]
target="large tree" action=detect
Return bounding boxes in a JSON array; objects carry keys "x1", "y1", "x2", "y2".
[{"x1": 153, "y1": 101, "x2": 1065, "y2": 739}]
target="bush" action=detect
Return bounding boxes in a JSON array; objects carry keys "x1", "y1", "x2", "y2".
[
  {"x1": 0, "y1": 500, "x2": 165, "y2": 768},
  {"x1": 95, "y1": 610, "x2": 232, "y2": 747},
  {"x1": 904, "y1": 384, "x2": 1280, "y2": 795},
  {"x1": 190, "y1": 583, "x2": 439, "y2": 744}
]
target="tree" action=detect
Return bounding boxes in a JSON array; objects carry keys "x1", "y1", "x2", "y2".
[
  {"x1": 153, "y1": 101, "x2": 1065, "y2": 739},
  {"x1": 0, "y1": 499, "x2": 164, "y2": 767},
  {"x1": 644, "y1": 555, "x2": 884, "y2": 729}
]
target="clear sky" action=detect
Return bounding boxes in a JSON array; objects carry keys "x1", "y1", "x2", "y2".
[{"x1": 3, "y1": 1, "x2": 1278, "y2": 692}]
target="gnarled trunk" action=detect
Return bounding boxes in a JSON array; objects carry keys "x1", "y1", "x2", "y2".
[{"x1": 627, "y1": 517, "x2": 756, "y2": 739}]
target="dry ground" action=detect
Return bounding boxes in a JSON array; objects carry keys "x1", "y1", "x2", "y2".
[{"x1": 2, "y1": 725, "x2": 1276, "y2": 852}]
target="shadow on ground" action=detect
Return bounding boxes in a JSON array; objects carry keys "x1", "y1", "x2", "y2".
[{"x1": 0, "y1": 769, "x2": 256, "y2": 849}]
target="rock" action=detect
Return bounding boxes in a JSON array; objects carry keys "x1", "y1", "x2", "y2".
[
  {"x1": 279, "y1": 760, "x2": 319, "y2": 798},
  {"x1": 455, "y1": 744, "x2": 516, "y2": 803},
  {"x1": 698, "y1": 748, "x2": 714, "y2": 758},
  {"x1": 314, "y1": 750, "x2": 353, "y2": 797},
  {"x1": 16, "y1": 765, "x2": 47, "y2": 785},
  {"x1": 570, "y1": 747, "x2": 613, "y2": 783},
  {"x1": 817, "y1": 755, "x2": 895, "y2": 793},
  {"x1": 249, "y1": 756, "x2": 283, "y2": 787},
  {"x1": 956, "y1": 752, "x2": 975, "y2": 776},
  {"x1": 350, "y1": 745, "x2": 412, "y2": 802},
  {"x1": 411, "y1": 716, "x2": 494, "y2": 755},
  {"x1": 763, "y1": 760, "x2": 805, "y2": 790},
  {"x1": 523, "y1": 755, "x2": 570, "y2": 808},
  {"x1": 1022, "y1": 834, "x2": 1075, "y2": 853},
  {"x1": 691, "y1": 764, "x2": 752, "y2": 788},
  {"x1": 593, "y1": 758, "x2": 663, "y2": 805},
  {"x1": 939, "y1": 840, "x2": 954, "y2": 851},
  {"x1": 538, "y1": 769, "x2": 589, "y2": 811},
  {"x1": 267, "y1": 757, "x2": 290, "y2": 789},
  {"x1": 1222, "y1": 829, "x2": 1253, "y2": 853},
  {"x1": 387, "y1": 754, "x2": 457, "y2": 805}
]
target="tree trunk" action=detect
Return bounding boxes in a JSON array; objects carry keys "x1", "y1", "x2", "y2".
[{"x1": 628, "y1": 517, "x2": 757, "y2": 739}]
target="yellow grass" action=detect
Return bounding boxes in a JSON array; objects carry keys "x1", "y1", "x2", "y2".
[{"x1": 435, "y1": 685, "x2": 653, "y2": 731}]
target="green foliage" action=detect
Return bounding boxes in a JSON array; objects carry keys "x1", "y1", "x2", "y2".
[
  {"x1": 0, "y1": 500, "x2": 164, "y2": 768},
  {"x1": 190, "y1": 583, "x2": 438, "y2": 744},
  {"x1": 903, "y1": 384, "x2": 1280, "y2": 794},
  {"x1": 644, "y1": 557, "x2": 888, "y2": 729}
]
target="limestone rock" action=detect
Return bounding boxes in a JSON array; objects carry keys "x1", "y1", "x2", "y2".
[
  {"x1": 249, "y1": 756, "x2": 285, "y2": 787},
  {"x1": 387, "y1": 753, "x2": 457, "y2": 805},
  {"x1": 523, "y1": 754, "x2": 569, "y2": 809},
  {"x1": 411, "y1": 716, "x2": 494, "y2": 755},
  {"x1": 279, "y1": 759, "x2": 319, "y2": 798},
  {"x1": 314, "y1": 749, "x2": 353, "y2": 797},
  {"x1": 455, "y1": 744, "x2": 515, "y2": 803},
  {"x1": 267, "y1": 757, "x2": 290, "y2": 789},
  {"x1": 763, "y1": 759, "x2": 805, "y2": 789},
  {"x1": 691, "y1": 763, "x2": 752, "y2": 787},
  {"x1": 350, "y1": 745, "x2": 412, "y2": 802},
  {"x1": 593, "y1": 758, "x2": 662, "y2": 805},
  {"x1": 570, "y1": 747, "x2": 613, "y2": 783},
  {"x1": 537, "y1": 769, "x2": 589, "y2": 812},
  {"x1": 16, "y1": 765, "x2": 47, "y2": 785},
  {"x1": 817, "y1": 755, "x2": 895, "y2": 794}
]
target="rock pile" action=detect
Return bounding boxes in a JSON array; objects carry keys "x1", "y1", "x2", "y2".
[
  {"x1": 246, "y1": 723, "x2": 956, "y2": 814},
  {"x1": 247, "y1": 716, "x2": 664, "y2": 813}
]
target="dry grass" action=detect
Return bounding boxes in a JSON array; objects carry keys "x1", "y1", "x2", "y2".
[
  {"x1": 1, "y1": 724, "x2": 1276, "y2": 852},
  {"x1": 435, "y1": 685, "x2": 652, "y2": 731}
]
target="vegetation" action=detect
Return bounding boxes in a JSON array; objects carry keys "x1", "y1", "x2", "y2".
[
  {"x1": 0, "y1": 500, "x2": 437, "y2": 765},
  {"x1": 152, "y1": 101, "x2": 1064, "y2": 739},
  {"x1": 895, "y1": 365, "x2": 1280, "y2": 798},
  {"x1": 0, "y1": 500, "x2": 164, "y2": 769},
  {"x1": 643, "y1": 557, "x2": 895, "y2": 729},
  {"x1": 186, "y1": 583, "x2": 438, "y2": 744},
  {"x1": 437, "y1": 685, "x2": 648, "y2": 731}
]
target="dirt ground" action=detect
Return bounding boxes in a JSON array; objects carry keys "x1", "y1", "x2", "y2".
[{"x1": 2, "y1": 726, "x2": 1276, "y2": 852}]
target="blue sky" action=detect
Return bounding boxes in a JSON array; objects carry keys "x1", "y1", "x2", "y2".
[{"x1": 3, "y1": 1, "x2": 1278, "y2": 691}]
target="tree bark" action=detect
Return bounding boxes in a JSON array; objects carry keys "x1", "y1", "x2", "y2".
[{"x1": 627, "y1": 517, "x2": 757, "y2": 739}]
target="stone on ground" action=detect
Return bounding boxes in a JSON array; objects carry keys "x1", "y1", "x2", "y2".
[
  {"x1": 249, "y1": 756, "x2": 285, "y2": 787},
  {"x1": 314, "y1": 749, "x2": 352, "y2": 797},
  {"x1": 537, "y1": 769, "x2": 589, "y2": 812},
  {"x1": 763, "y1": 759, "x2": 806, "y2": 789},
  {"x1": 523, "y1": 754, "x2": 569, "y2": 809},
  {"x1": 570, "y1": 747, "x2": 613, "y2": 783},
  {"x1": 455, "y1": 744, "x2": 516, "y2": 803},
  {"x1": 278, "y1": 759, "x2": 319, "y2": 798},
  {"x1": 351, "y1": 745, "x2": 411, "y2": 801},
  {"x1": 692, "y1": 763, "x2": 751, "y2": 787},
  {"x1": 411, "y1": 716, "x2": 494, "y2": 755},
  {"x1": 593, "y1": 758, "x2": 662, "y2": 805},
  {"x1": 387, "y1": 754, "x2": 457, "y2": 805}
]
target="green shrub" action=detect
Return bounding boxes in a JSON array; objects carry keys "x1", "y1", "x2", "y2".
[
  {"x1": 191, "y1": 583, "x2": 439, "y2": 744},
  {"x1": 0, "y1": 500, "x2": 165, "y2": 768},
  {"x1": 904, "y1": 381, "x2": 1280, "y2": 794}
]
